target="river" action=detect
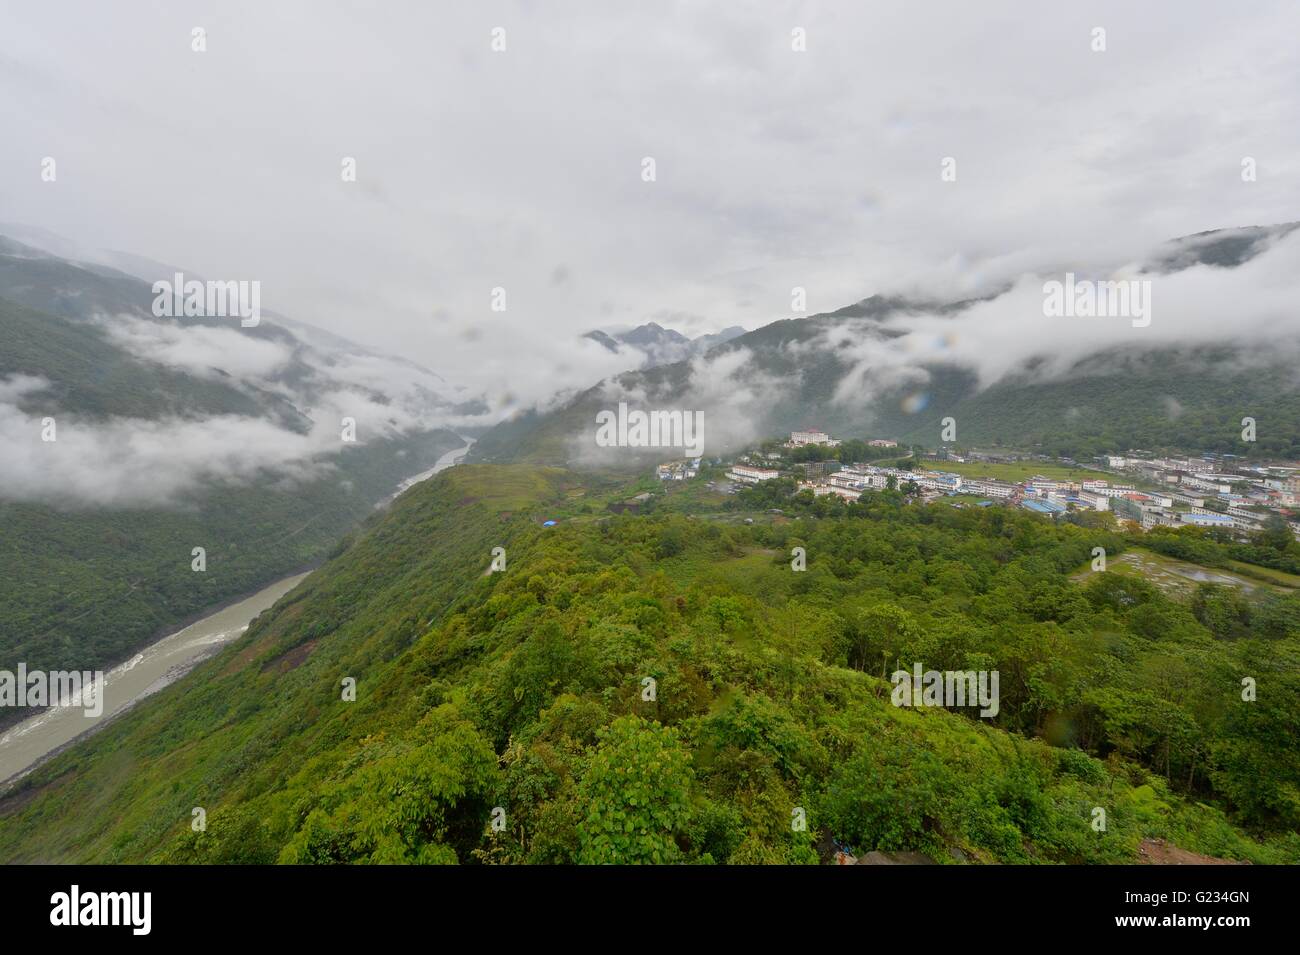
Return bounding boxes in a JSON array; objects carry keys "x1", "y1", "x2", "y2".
[
  {"x1": 381, "y1": 437, "x2": 473, "y2": 505},
  {"x1": 0, "y1": 436, "x2": 473, "y2": 786}
]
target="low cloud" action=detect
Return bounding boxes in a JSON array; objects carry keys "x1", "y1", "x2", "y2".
[
  {"x1": 819, "y1": 226, "x2": 1300, "y2": 406},
  {"x1": 0, "y1": 313, "x2": 492, "y2": 508},
  {"x1": 565, "y1": 346, "x2": 801, "y2": 466},
  {"x1": 97, "y1": 315, "x2": 294, "y2": 381},
  {"x1": 0, "y1": 390, "x2": 341, "y2": 507}
]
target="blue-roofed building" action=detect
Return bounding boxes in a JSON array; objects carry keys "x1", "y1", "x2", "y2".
[{"x1": 1022, "y1": 499, "x2": 1066, "y2": 515}]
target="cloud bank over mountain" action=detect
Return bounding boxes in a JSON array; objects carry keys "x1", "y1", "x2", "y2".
[
  {"x1": 3, "y1": 1, "x2": 1298, "y2": 416},
  {"x1": 0, "y1": 239, "x2": 483, "y2": 507},
  {"x1": 542, "y1": 225, "x2": 1300, "y2": 463},
  {"x1": 818, "y1": 225, "x2": 1300, "y2": 406}
]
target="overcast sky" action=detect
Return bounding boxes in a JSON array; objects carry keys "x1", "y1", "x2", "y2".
[{"x1": 2, "y1": 0, "x2": 1298, "y2": 409}]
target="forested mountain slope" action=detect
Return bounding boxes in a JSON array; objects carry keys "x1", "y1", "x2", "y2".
[{"x1": 2, "y1": 465, "x2": 1295, "y2": 864}]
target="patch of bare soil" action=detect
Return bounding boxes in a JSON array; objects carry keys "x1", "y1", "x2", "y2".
[
  {"x1": 1138, "y1": 838, "x2": 1248, "y2": 865},
  {"x1": 262, "y1": 638, "x2": 320, "y2": 674}
]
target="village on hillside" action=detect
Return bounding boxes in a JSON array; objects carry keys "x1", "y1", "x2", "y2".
[{"x1": 653, "y1": 428, "x2": 1300, "y2": 540}]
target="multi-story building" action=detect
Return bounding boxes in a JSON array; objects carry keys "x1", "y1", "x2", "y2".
[
  {"x1": 1111, "y1": 494, "x2": 1169, "y2": 528},
  {"x1": 801, "y1": 482, "x2": 863, "y2": 501},
  {"x1": 789, "y1": 429, "x2": 841, "y2": 447},
  {"x1": 1075, "y1": 490, "x2": 1111, "y2": 511},
  {"x1": 915, "y1": 471, "x2": 963, "y2": 493},
  {"x1": 1094, "y1": 484, "x2": 1136, "y2": 498},
  {"x1": 962, "y1": 479, "x2": 1016, "y2": 499},
  {"x1": 829, "y1": 469, "x2": 873, "y2": 491},
  {"x1": 1183, "y1": 475, "x2": 1232, "y2": 494},
  {"x1": 727, "y1": 464, "x2": 780, "y2": 484},
  {"x1": 1226, "y1": 506, "x2": 1265, "y2": 529}
]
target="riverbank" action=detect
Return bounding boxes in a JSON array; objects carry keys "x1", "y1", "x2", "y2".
[{"x1": 0, "y1": 572, "x2": 312, "y2": 787}]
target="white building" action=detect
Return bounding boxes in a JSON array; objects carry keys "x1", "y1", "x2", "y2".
[
  {"x1": 1095, "y1": 485, "x2": 1136, "y2": 498},
  {"x1": 912, "y1": 471, "x2": 963, "y2": 493},
  {"x1": 833, "y1": 469, "x2": 888, "y2": 491},
  {"x1": 727, "y1": 464, "x2": 780, "y2": 484},
  {"x1": 1183, "y1": 475, "x2": 1232, "y2": 494},
  {"x1": 802, "y1": 482, "x2": 862, "y2": 501},
  {"x1": 789, "y1": 429, "x2": 841, "y2": 447},
  {"x1": 1226, "y1": 506, "x2": 1265, "y2": 529},
  {"x1": 1076, "y1": 490, "x2": 1111, "y2": 511},
  {"x1": 830, "y1": 467, "x2": 879, "y2": 488},
  {"x1": 962, "y1": 479, "x2": 1016, "y2": 499}
]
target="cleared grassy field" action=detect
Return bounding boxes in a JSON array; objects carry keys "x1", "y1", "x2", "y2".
[
  {"x1": 1226, "y1": 559, "x2": 1300, "y2": 589},
  {"x1": 919, "y1": 460, "x2": 1100, "y2": 483},
  {"x1": 441, "y1": 464, "x2": 575, "y2": 513}
]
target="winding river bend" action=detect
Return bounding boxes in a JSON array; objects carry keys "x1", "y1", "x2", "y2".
[{"x1": 0, "y1": 437, "x2": 473, "y2": 786}]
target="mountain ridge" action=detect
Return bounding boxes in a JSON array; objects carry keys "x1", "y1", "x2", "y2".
[{"x1": 473, "y1": 223, "x2": 1300, "y2": 468}]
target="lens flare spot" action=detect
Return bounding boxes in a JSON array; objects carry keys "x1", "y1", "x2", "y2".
[{"x1": 902, "y1": 392, "x2": 930, "y2": 414}]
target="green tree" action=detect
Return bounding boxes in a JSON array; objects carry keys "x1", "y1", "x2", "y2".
[{"x1": 576, "y1": 716, "x2": 696, "y2": 863}]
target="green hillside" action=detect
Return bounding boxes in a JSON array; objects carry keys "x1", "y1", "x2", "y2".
[{"x1": 2, "y1": 464, "x2": 1295, "y2": 864}]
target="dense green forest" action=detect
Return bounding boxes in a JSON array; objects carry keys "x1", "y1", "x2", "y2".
[{"x1": 2, "y1": 463, "x2": 1295, "y2": 864}]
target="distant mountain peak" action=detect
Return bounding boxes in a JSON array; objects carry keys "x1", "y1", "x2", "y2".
[
  {"x1": 582, "y1": 321, "x2": 747, "y2": 369},
  {"x1": 617, "y1": 321, "x2": 691, "y2": 347}
]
